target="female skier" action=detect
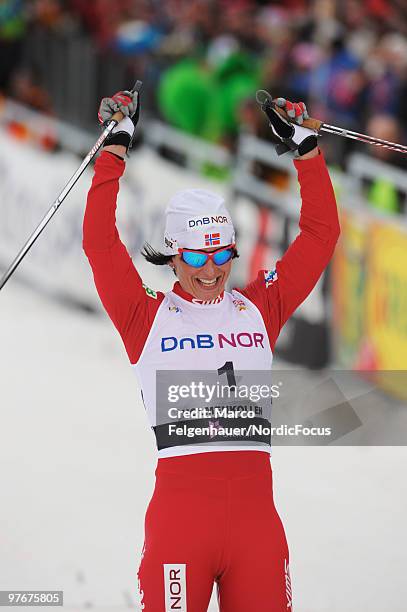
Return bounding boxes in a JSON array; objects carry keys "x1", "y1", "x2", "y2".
[{"x1": 83, "y1": 89, "x2": 340, "y2": 611}]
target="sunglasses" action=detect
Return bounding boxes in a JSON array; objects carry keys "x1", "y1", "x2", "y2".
[{"x1": 179, "y1": 245, "x2": 235, "y2": 268}]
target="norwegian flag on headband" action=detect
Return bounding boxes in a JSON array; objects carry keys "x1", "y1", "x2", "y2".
[{"x1": 205, "y1": 233, "x2": 220, "y2": 246}]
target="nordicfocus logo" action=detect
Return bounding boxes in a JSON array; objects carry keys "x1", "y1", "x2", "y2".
[
  {"x1": 164, "y1": 564, "x2": 187, "y2": 611},
  {"x1": 188, "y1": 215, "x2": 229, "y2": 228},
  {"x1": 161, "y1": 332, "x2": 264, "y2": 352}
]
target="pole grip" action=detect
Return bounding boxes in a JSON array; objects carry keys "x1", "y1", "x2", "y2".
[
  {"x1": 110, "y1": 110, "x2": 125, "y2": 123},
  {"x1": 110, "y1": 80, "x2": 143, "y2": 125},
  {"x1": 256, "y1": 90, "x2": 323, "y2": 132},
  {"x1": 131, "y1": 80, "x2": 143, "y2": 93}
]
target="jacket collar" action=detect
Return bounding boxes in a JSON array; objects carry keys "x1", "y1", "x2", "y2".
[{"x1": 172, "y1": 281, "x2": 225, "y2": 305}]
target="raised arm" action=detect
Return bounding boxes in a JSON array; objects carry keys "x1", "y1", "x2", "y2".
[
  {"x1": 239, "y1": 150, "x2": 340, "y2": 349},
  {"x1": 83, "y1": 92, "x2": 163, "y2": 364},
  {"x1": 237, "y1": 98, "x2": 340, "y2": 350}
]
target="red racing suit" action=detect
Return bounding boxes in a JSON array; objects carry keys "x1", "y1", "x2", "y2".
[{"x1": 83, "y1": 150, "x2": 340, "y2": 611}]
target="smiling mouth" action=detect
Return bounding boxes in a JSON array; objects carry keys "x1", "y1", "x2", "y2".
[{"x1": 196, "y1": 276, "x2": 221, "y2": 289}]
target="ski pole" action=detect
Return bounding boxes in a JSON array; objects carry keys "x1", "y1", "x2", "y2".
[
  {"x1": 256, "y1": 90, "x2": 407, "y2": 156},
  {"x1": 0, "y1": 80, "x2": 143, "y2": 292}
]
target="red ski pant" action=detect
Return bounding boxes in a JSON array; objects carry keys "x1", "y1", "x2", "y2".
[{"x1": 137, "y1": 450, "x2": 292, "y2": 611}]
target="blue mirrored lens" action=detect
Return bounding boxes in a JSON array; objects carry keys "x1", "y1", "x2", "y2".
[
  {"x1": 213, "y1": 249, "x2": 233, "y2": 265},
  {"x1": 181, "y1": 251, "x2": 209, "y2": 267},
  {"x1": 181, "y1": 248, "x2": 234, "y2": 268}
]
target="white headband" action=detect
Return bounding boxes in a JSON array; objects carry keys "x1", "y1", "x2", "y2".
[{"x1": 163, "y1": 189, "x2": 235, "y2": 255}]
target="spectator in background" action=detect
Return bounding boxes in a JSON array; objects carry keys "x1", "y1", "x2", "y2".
[
  {"x1": 366, "y1": 114, "x2": 403, "y2": 164},
  {"x1": 5, "y1": 0, "x2": 73, "y2": 114},
  {"x1": 364, "y1": 33, "x2": 407, "y2": 118},
  {"x1": 32, "y1": 0, "x2": 68, "y2": 30},
  {"x1": 0, "y1": 0, "x2": 26, "y2": 93},
  {"x1": 365, "y1": 113, "x2": 405, "y2": 214},
  {"x1": 9, "y1": 65, "x2": 52, "y2": 113},
  {"x1": 158, "y1": 35, "x2": 259, "y2": 145},
  {"x1": 2, "y1": 0, "x2": 406, "y2": 171}
]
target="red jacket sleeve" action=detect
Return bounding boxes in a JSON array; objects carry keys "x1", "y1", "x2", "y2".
[
  {"x1": 83, "y1": 151, "x2": 163, "y2": 364},
  {"x1": 237, "y1": 151, "x2": 340, "y2": 351}
]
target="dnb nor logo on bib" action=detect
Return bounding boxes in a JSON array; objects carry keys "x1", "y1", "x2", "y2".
[
  {"x1": 161, "y1": 332, "x2": 265, "y2": 352},
  {"x1": 264, "y1": 269, "x2": 278, "y2": 288},
  {"x1": 164, "y1": 564, "x2": 187, "y2": 611}
]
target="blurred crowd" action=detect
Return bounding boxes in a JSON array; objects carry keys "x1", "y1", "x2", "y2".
[{"x1": 1, "y1": 0, "x2": 406, "y2": 175}]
